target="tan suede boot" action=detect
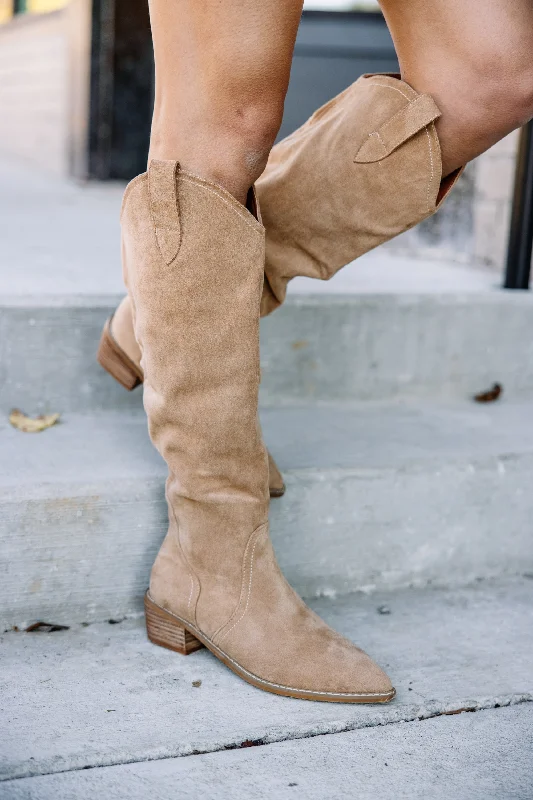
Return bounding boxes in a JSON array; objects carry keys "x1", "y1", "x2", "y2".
[
  {"x1": 97, "y1": 295, "x2": 286, "y2": 498},
  {"x1": 123, "y1": 160, "x2": 394, "y2": 703},
  {"x1": 259, "y1": 73, "x2": 462, "y2": 314}
]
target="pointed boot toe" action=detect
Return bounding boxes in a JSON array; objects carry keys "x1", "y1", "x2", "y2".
[
  {"x1": 324, "y1": 645, "x2": 394, "y2": 700},
  {"x1": 204, "y1": 531, "x2": 395, "y2": 703}
]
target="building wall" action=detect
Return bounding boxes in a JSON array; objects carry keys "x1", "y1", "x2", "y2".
[
  {"x1": 0, "y1": 10, "x2": 69, "y2": 175},
  {"x1": 0, "y1": 1, "x2": 13, "y2": 24},
  {"x1": 473, "y1": 131, "x2": 518, "y2": 271}
]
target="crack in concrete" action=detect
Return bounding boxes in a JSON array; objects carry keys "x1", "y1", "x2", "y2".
[{"x1": 3, "y1": 693, "x2": 531, "y2": 784}]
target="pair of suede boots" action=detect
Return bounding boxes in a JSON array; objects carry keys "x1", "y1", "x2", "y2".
[{"x1": 98, "y1": 75, "x2": 460, "y2": 703}]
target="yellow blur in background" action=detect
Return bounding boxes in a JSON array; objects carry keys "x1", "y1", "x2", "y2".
[
  {"x1": 0, "y1": 0, "x2": 69, "y2": 25},
  {"x1": 28, "y1": 0, "x2": 69, "y2": 11}
]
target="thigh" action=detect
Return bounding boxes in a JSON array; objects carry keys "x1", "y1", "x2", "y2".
[
  {"x1": 377, "y1": 0, "x2": 533, "y2": 172},
  {"x1": 149, "y1": 0, "x2": 304, "y2": 112},
  {"x1": 379, "y1": 0, "x2": 533, "y2": 73}
]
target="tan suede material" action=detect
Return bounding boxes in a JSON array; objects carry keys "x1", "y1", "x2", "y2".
[
  {"x1": 123, "y1": 160, "x2": 393, "y2": 700},
  {"x1": 109, "y1": 294, "x2": 285, "y2": 496},
  {"x1": 258, "y1": 73, "x2": 462, "y2": 316},
  {"x1": 211, "y1": 527, "x2": 392, "y2": 695},
  {"x1": 123, "y1": 164, "x2": 268, "y2": 638}
]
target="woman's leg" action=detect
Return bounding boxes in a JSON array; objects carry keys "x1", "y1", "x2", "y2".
[
  {"x1": 124, "y1": 0, "x2": 394, "y2": 703},
  {"x1": 378, "y1": 0, "x2": 533, "y2": 176},
  {"x1": 147, "y1": 0, "x2": 303, "y2": 204}
]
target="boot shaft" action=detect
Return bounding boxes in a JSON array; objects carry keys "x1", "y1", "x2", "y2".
[
  {"x1": 258, "y1": 73, "x2": 462, "y2": 314},
  {"x1": 122, "y1": 161, "x2": 269, "y2": 633}
]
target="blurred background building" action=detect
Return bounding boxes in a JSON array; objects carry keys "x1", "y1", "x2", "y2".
[{"x1": 0, "y1": 0, "x2": 523, "y2": 274}]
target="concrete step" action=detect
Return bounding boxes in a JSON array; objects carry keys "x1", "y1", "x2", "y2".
[
  {"x1": 2, "y1": 290, "x2": 533, "y2": 414},
  {"x1": 1, "y1": 579, "x2": 532, "y2": 784},
  {"x1": 2, "y1": 401, "x2": 532, "y2": 627},
  {"x1": 5, "y1": 705, "x2": 532, "y2": 800}
]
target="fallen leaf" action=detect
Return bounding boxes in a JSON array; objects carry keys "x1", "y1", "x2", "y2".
[
  {"x1": 473, "y1": 383, "x2": 502, "y2": 403},
  {"x1": 443, "y1": 707, "x2": 476, "y2": 715},
  {"x1": 25, "y1": 621, "x2": 70, "y2": 633},
  {"x1": 192, "y1": 680, "x2": 202, "y2": 688},
  {"x1": 9, "y1": 409, "x2": 60, "y2": 433},
  {"x1": 291, "y1": 340, "x2": 309, "y2": 351}
]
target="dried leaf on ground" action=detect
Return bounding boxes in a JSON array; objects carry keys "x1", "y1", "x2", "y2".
[
  {"x1": 473, "y1": 383, "x2": 503, "y2": 403},
  {"x1": 9, "y1": 409, "x2": 60, "y2": 433},
  {"x1": 291, "y1": 340, "x2": 309, "y2": 351},
  {"x1": 25, "y1": 621, "x2": 70, "y2": 633}
]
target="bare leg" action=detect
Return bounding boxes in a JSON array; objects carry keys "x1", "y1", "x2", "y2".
[
  {"x1": 147, "y1": 0, "x2": 304, "y2": 204},
  {"x1": 379, "y1": 0, "x2": 533, "y2": 175}
]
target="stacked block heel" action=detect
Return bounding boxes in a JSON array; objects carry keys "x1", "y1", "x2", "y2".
[
  {"x1": 97, "y1": 318, "x2": 143, "y2": 391},
  {"x1": 144, "y1": 592, "x2": 204, "y2": 655}
]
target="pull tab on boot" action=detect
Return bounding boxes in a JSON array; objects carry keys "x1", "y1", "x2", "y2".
[
  {"x1": 148, "y1": 159, "x2": 182, "y2": 265},
  {"x1": 354, "y1": 93, "x2": 441, "y2": 163}
]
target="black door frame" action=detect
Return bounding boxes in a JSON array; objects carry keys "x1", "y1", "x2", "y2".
[{"x1": 504, "y1": 121, "x2": 533, "y2": 289}]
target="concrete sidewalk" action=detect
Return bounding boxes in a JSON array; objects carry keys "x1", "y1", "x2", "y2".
[
  {"x1": 1, "y1": 579, "x2": 532, "y2": 796},
  {"x1": 4, "y1": 706, "x2": 532, "y2": 800}
]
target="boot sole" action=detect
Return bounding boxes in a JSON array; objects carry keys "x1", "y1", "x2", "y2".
[
  {"x1": 97, "y1": 317, "x2": 286, "y2": 498},
  {"x1": 145, "y1": 591, "x2": 396, "y2": 704}
]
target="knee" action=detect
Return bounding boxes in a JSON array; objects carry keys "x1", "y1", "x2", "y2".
[
  {"x1": 150, "y1": 88, "x2": 285, "y2": 197},
  {"x1": 463, "y1": 46, "x2": 533, "y2": 133},
  {"x1": 223, "y1": 97, "x2": 285, "y2": 182}
]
